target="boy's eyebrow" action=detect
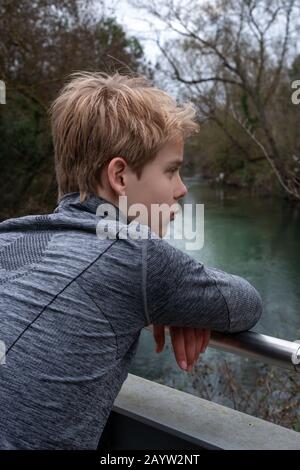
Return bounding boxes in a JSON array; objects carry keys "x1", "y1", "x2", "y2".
[{"x1": 166, "y1": 159, "x2": 183, "y2": 166}]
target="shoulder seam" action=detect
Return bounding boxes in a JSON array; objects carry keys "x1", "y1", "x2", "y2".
[
  {"x1": 75, "y1": 279, "x2": 119, "y2": 360},
  {"x1": 204, "y1": 267, "x2": 231, "y2": 330}
]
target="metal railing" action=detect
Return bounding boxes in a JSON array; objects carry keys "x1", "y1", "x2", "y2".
[{"x1": 145, "y1": 326, "x2": 300, "y2": 372}]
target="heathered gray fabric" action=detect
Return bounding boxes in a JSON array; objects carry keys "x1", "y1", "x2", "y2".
[{"x1": 0, "y1": 192, "x2": 263, "y2": 449}]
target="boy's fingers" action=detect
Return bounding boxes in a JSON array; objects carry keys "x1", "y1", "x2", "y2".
[
  {"x1": 169, "y1": 326, "x2": 188, "y2": 370},
  {"x1": 152, "y1": 324, "x2": 165, "y2": 353},
  {"x1": 158, "y1": 326, "x2": 210, "y2": 371},
  {"x1": 183, "y1": 327, "x2": 197, "y2": 369}
]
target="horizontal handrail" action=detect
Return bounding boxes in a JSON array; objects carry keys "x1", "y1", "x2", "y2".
[{"x1": 144, "y1": 326, "x2": 300, "y2": 372}]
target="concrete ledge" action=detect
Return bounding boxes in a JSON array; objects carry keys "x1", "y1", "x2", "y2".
[{"x1": 110, "y1": 373, "x2": 300, "y2": 450}]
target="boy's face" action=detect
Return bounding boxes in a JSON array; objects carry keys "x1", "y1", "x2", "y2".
[{"x1": 122, "y1": 135, "x2": 188, "y2": 237}]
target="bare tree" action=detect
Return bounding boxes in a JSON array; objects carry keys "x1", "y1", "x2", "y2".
[{"x1": 131, "y1": 0, "x2": 300, "y2": 200}]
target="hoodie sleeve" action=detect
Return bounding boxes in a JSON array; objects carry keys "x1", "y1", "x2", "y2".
[{"x1": 144, "y1": 237, "x2": 262, "y2": 333}]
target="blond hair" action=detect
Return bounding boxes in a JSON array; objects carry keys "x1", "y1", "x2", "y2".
[{"x1": 49, "y1": 71, "x2": 199, "y2": 202}]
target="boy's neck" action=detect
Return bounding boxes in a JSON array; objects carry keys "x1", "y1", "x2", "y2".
[{"x1": 96, "y1": 185, "x2": 119, "y2": 209}]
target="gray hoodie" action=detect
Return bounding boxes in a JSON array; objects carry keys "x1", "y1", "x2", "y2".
[{"x1": 0, "y1": 192, "x2": 262, "y2": 449}]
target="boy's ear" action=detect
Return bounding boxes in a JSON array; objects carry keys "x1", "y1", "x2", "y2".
[{"x1": 107, "y1": 157, "x2": 127, "y2": 194}]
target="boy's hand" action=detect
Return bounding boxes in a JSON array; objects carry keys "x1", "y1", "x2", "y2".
[{"x1": 152, "y1": 324, "x2": 211, "y2": 371}]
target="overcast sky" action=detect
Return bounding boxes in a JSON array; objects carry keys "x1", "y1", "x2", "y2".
[{"x1": 101, "y1": 0, "x2": 171, "y2": 65}]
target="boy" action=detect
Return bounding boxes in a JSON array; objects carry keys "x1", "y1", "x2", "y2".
[{"x1": 0, "y1": 71, "x2": 262, "y2": 449}]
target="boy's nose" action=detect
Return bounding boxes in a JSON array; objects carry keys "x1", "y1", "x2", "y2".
[{"x1": 176, "y1": 179, "x2": 188, "y2": 200}]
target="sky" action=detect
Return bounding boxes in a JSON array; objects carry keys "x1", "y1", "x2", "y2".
[
  {"x1": 100, "y1": 0, "x2": 172, "y2": 65},
  {"x1": 95, "y1": 0, "x2": 188, "y2": 96}
]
